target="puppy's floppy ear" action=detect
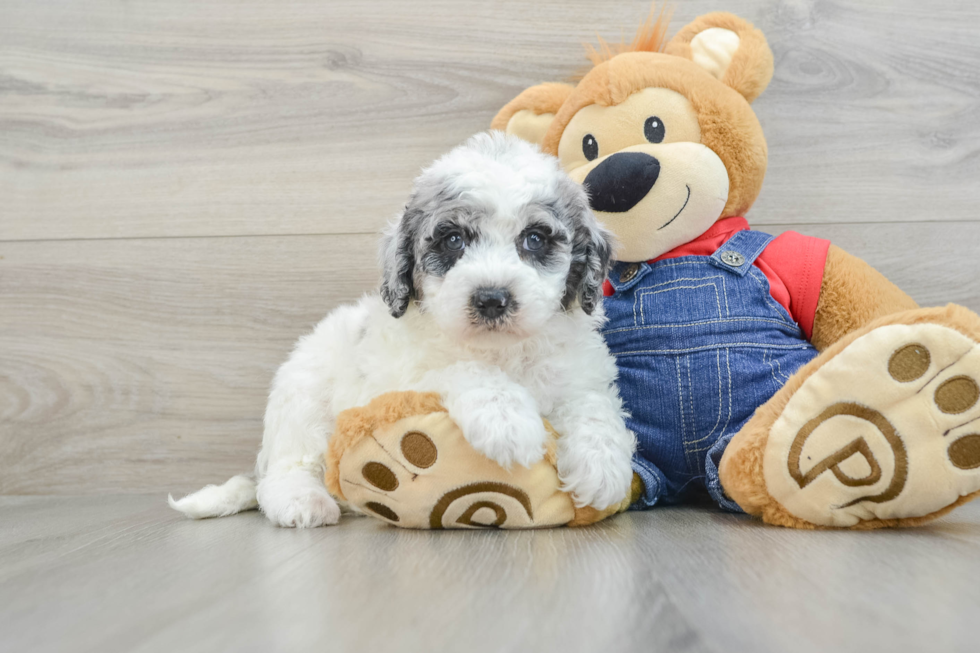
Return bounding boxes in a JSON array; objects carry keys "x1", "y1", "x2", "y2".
[
  {"x1": 665, "y1": 12, "x2": 773, "y2": 103},
  {"x1": 379, "y1": 208, "x2": 420, "y2": 318},
  {"x1": 561, "y1": 183, "x2": 614, "y2": 315},
  {"x1": 491, "y1": 82, "x2": 575, "y2": 148}
]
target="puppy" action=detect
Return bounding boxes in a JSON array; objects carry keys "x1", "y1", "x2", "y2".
[{"x1": 170, "y1": 132, "x2": 636, "y2": 527}]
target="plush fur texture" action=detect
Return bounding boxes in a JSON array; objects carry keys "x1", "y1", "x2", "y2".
[
  {"x1": 720, "y1": 304, "x2": 980, "y2": 529},
  {"x1": 325, "y1": 391, "x2": 446, "y2": 499},
  {"x1": 325, "y1": 390, "x2": 629, "y2": 528},
  {"x1": 495, "y1": 8, "x2": 980, "y2": 529},
  {"x1": 494, "y1": 13, "x2": 771, "y2": 254},
  {"x1": 582, "y1": 4, "x2": 672, "y2": 67},
  {"x1": 663, "y1": 11, "x2": 774, "y2": 103},
  {"x1": 490, "y1": 82, "x2": 575, "y2": 145},
  {"x1": 170, "y1": 132, "x2": 636, "y2": 527},
  {"x1": 540, "y1": 51, "x2": 768, "y2": 221},
  {"x1": 811, "y1": 245, "x2": 920, "y2": 351},
  {"x1": 166, "y1": 475, "x2": 257, "y2": 519}
]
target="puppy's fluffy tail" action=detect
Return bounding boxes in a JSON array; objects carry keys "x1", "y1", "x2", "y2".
[{"x1": 168, "y1": 474, "x2": 258, "y2": 519}]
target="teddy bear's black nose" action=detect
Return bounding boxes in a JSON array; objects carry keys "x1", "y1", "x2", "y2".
[{"x1": 583, "y1": 152, "x2": 660, "y2": 213}]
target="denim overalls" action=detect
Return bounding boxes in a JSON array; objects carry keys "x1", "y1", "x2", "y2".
[{"x1": 602, "y1": 230, "x2": 819, "y2": 510}]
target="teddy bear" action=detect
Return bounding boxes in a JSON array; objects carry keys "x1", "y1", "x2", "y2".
[
  {"x1": 325, "y1": 391, "x2": 634, "y2": 529},
  {"x1": 488, "y1": 9, "x2": 980, "y2": 529}
]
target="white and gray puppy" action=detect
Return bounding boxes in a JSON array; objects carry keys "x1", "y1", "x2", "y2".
[{"x1": 170, "y1": 132, "x2": 636, "y2": 527}]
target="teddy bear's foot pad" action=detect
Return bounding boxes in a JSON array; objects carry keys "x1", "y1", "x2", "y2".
[
  {"x1": 337, "y1": 411, "x2": 579, "y2": 529},
  {"x1": 764, "y1": 323, "x2": 980, "y2": 527}
]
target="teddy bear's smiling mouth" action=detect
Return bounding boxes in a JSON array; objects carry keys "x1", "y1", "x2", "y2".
[{"x1": 658, "y1": 185, "x2": 691, "y2": 231}]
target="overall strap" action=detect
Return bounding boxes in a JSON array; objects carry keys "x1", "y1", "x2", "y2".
[{"x1": 708, "y1": 229, "x2": 775, "y2": 277}]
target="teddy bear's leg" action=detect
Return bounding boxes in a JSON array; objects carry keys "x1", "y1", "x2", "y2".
[{"x1": 719, "y1": 304, "x2": 980, "y2": 529}]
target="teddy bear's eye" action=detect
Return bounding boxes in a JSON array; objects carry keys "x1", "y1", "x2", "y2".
[
  {"x1": 582, "y1": 134, "x2": 599, "y2": 161},
  {"x1": 644, "y1": 116, "x2": 665, "y2": 144}
]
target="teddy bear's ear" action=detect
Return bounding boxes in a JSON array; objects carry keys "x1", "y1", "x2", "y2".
[
  {"x1": 665, "y1": 12, "x2": 773, "y2": 103},
  {"x1": 491, "y1": 82, "x2": 575, "y2": 147}
]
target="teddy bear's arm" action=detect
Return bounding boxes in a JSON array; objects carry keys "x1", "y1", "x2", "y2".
[{"x1": 810, "y1": 245, "x2": 919, "y2": 351}]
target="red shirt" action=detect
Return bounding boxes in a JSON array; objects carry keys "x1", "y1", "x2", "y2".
[{"x1": 602, "y1": 217, "x2": 830, "y2": 340}]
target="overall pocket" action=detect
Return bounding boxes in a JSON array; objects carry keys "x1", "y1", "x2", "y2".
[{"x1": 634, "y1": 274, "x2": 729, "y2": 327}]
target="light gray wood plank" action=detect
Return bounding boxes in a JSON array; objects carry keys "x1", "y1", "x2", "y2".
[
  {"x1": 2, "y1": 221, "x2": 978, "y2": 494},
  {"x1": 3, "y1": 0, "x2": 980, "y2": 241},
  {"x1": 1, "y1": 495, "x2": 978, "y2": 653},
  {"x1": 0, "y1": 234, "x2": 378, "y2": 494}
]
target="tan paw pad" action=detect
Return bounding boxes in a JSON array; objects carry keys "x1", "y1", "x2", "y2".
[
  {"x1": 764, "y1": 323, "x2": 980, "y2": 527},
  {"x1": 336, "y1": 410, "x2": 577, "y2": 529}
]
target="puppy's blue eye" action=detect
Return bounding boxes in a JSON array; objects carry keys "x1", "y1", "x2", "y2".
[
  {"x1": 523, "y1": 232, "x2": 546, "y2": 252},
  {"x1": 445, "y1": 233, "x2": 465, "y2": 251}
]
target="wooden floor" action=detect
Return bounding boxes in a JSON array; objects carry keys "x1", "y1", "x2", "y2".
[
  {"x1": 2, "y1": 495, "x2": 979, "y2": 653},
  {"x1": 3, "y1": 1, "x2": 980, "y2": 651}
]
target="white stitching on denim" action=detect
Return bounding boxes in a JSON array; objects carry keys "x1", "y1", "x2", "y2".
[
  {"x1": 615, "y1": 342, "x2": 814, "y2": 355},
  {"x1": 674, "y1": 357, "x2": 688, "y2": 462},
  {"x1": 683, "y1": 356, "x2": 697, "y2": 471},
  {"x1": 650, "y1": 259, "x2": 711, "y2": 272},
  {"x1": 631, "y1": 275, "x2": 727, "y2": 326},
  {"x1": 749, "y1": 267, "x2": 783, "y2": 316},
  {"x1": 687, "y1": 349, "x2": 724, "y2": 448},
  {"x1": 746, "y1": 266, "x2": 798, "y2": 326},
  {"x1": 719, "y1": 274, "x2": 731, "y2": 317},
  {"x1": 722, "y1": 348, "x2": 733, "y2": 438},
  {"x1": 772, "y1": 356, "x2": 791, "y2": 383},
  {"x1": 637, "y1": 283, "x2": 723, "y2": 324},
  {"x1": 633, "y1": 275, "x2": 726, "y2": 290},
  {"x1": 686, "y1": 348, "x2": 735, "y2": 457},
  {"x1": 632, "y1": 289, "x2": 640, "y2": 327},
  {"x1": 603, "y1": 316, "x2": 803, "y2": 335},
  {"x1": 764, "y1": 349, "x2": 780, "y2": 389},
  {"x1": 744, "y1": 235, "x2": 772, "y2": 262},
  {"x1": 622, "y1": 258, "x2": 798, "y2": 330},
  {"x1": 763, "y1": 349, "x2": 792, "y2": 385},
  {"x1": 714, "y1": 231, "x2": 773, "y2": 271}
]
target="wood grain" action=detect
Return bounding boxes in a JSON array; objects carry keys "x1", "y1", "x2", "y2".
[
  {"x1": 2, "y1": 223, "x2": 978, "y2": 495},
  {"x1": 2, "y1": 0, "x2": 980, "y2": 241},
  {"x1": 2, "y1": 0, "x2": 980, "y2": 494},
  {"x1": 2, "y1": 495, "x2": 979, "y2": 653},
  {"x1": 0, "y1": 234, "x2": 378, "y2": 493}
]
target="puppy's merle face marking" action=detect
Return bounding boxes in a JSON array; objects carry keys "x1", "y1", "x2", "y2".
[
  {"x1": 419, "y1": 208, "x2": 479, "y2": 277},
  {"x1": 515, "y1": 205, "x2": 570, "y2": 270},
  {"x1": 380, "y1": 132, "x2": 615, "y2": 346}
]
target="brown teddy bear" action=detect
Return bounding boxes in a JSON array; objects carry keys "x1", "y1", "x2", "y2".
[{"x1": 490, "y1": 9, "x2": 980, "y2": 529}]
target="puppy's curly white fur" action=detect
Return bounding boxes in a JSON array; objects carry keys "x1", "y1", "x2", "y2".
[{"x1": 170, "y1": 132, "x2": 636, "y2": 527}]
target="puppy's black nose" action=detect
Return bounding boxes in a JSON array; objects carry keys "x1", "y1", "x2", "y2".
[
  {"x1": 583, "y1": 152, "x2": 660, "y2": 213},
  {"x1": 471, "y1": 287, "x2": 512, "y2": 320}
]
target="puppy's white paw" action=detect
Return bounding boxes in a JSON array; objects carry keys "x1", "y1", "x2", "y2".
[
  {"x1": 558, "y1": 427, "x2": 635, "y2": 510},
  {"x1": 257, "y1": 469, "x2": 341, "y2": 528},
  {"x1": 449, "y1": 386, "x2": 548, "y2": 469}
]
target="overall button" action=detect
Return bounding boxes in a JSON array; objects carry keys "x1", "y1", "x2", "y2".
[
  {"x1": 620, "y1": 263, "x2": 640, "y2": 283},
  {"x1": 720, "y1": 251, "x2": 745, "y2": 267}
]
